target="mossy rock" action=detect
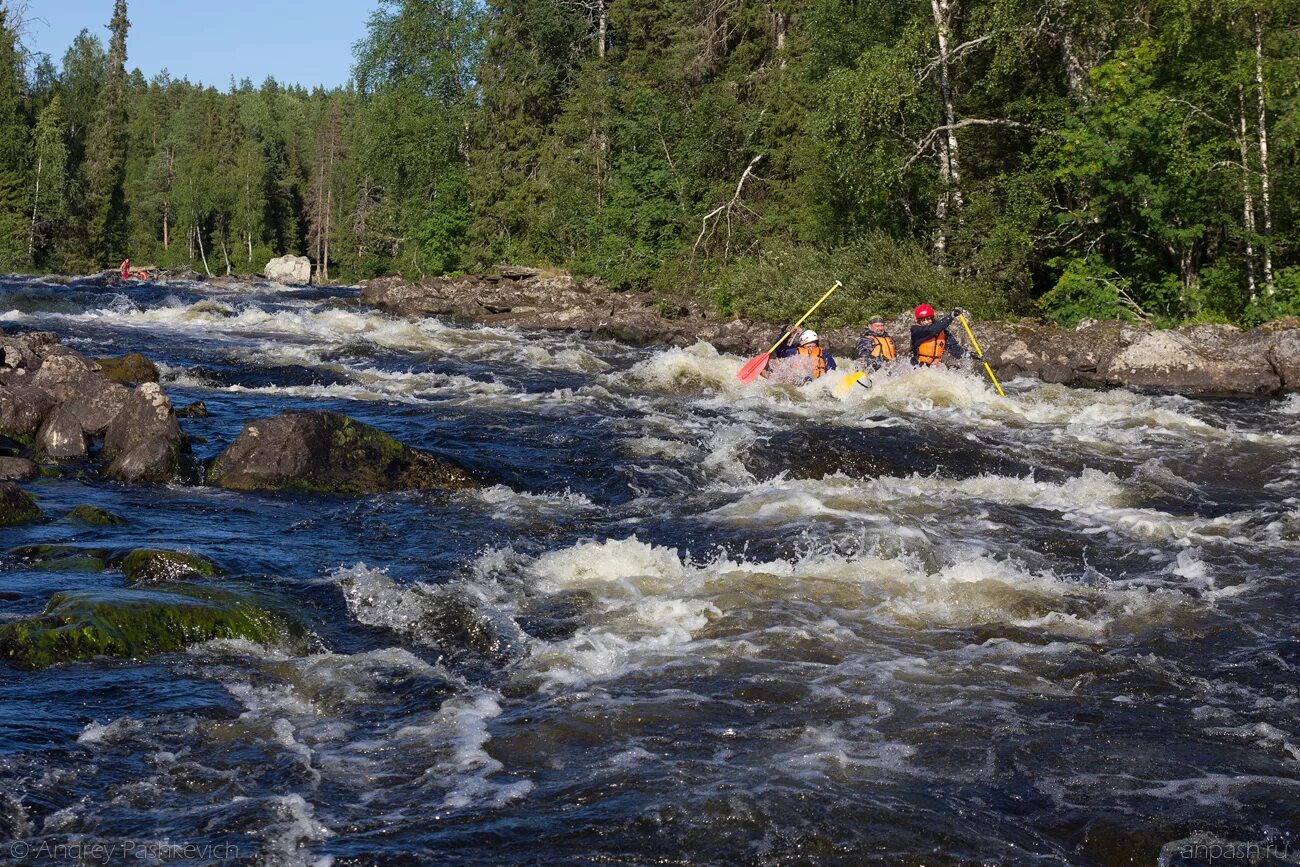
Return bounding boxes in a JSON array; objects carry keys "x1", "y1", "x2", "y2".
[
  {"x1": 96, "y1": 352, "x2": 160, "y2": 385},
  {"x1": 206, "y1": 410, "x2": 478, "y2": 494},
  {"x1": 120, "y1": 549, "x2": 221, "y2": 584},
  {"x1": 0, "y1": 584, "x2": 300, "y2": 669},
  {"x1": 0, "y1": 482, "x2": 41, "y2": 526},
  {"x1": 65, "y1": 505, "x2": 126, "y2": 526},
  {"x1": 9, "y1": 545, "x2": 118, "y2": 572}
]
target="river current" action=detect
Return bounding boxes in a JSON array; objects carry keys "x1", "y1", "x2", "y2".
[{"x1": 1, "y1": 276, "x2": 1298, "y2": 866}]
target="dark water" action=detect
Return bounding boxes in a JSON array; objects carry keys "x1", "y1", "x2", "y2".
[{"x1": 2, "y1": 276, "x2": 1298, "y2": 866}]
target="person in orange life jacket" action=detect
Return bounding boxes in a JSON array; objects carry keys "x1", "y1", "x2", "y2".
[
  {"x1": 773, "y1": 329, "x2": 837, "y2": 381},
  {"x1": 855, "y1": 316, "x2": 897, "y2": 371},
  {"x1": 910, "y1": 304, "x2": 977, "y2": 366}
]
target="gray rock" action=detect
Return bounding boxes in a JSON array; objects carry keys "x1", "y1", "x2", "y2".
[
  {"x1": 0, "y1": 457, "x2": 37, "y2": 481},
  {"x1": 36, "y1": 404, "x2": 88, "y2": 459},
  {"x1": 0, "y1": 386, "x2": 56, "y2": 439},
  {"x1": 264, "y1": 255, "x2": 312, "y2": 284},
  {"x1": 207, "y1": 410, "x2": 477, "y2": 494},
  {"x1": 176, "y1": 400, "x2": 209, "y2": 418},
  {"x1": 102, "y1": 383, "x2": 184, "y2": 483}
]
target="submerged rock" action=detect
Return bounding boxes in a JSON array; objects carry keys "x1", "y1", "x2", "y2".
[
  {"x1": 176, "y1": 400, "x2": 209, "y2": 418},
  {"x1": 120, "y1": 549, "x2": 220, "y2": 584},
  {"x1": 0, "y1": 584, "x2": 298, "y2": 670},
  {"x1": 0, "y1": 456, "x2": 36, "y2": 481},
  {"x1": 207, "y1": 410, "x2": 477, "y2": 494},
  {"x1": 516, "y1": 590, "x2": 595, "y2": 641},
  {"x1": 96, "y1": 352, "x2": 161, "y2": 385},
  {"x1": 64, "y1": 504, "x2": 126, "y2": 525},
  {"x1": 0, "y1": 482, "x2": 41, "y2": 526}
]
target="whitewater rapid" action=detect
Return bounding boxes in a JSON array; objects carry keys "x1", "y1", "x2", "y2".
[{"x1": 2, "y1": 276, "x2": 1297, "y2": 865}]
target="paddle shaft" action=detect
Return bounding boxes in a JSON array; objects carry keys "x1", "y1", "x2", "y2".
[
  {"x1": 957, "y1": 313, "x2": 1005, "y2": 397},
  {"x1": 764, "y1": 281, "x2": 842, "y2": 357}
]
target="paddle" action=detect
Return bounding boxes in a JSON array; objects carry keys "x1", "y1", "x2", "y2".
[
  {"x1": 835, "y1": 370, "x2": 868, "y2": 395},
  {"x1": 956, "y1": 312, "x2": 1005, "y2": 397},
  {"x1": 736, "y1": 281, "x2": 842, "y2": 384}
]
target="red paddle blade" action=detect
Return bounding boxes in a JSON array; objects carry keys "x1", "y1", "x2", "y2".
[{"x1": 736, "y1": 351, "x2": 772, "y2": 383}]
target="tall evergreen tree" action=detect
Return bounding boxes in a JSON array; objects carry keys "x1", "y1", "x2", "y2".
[
  {"x1": 82, "y1": 0, "x2": 130, "y2": 265},
  {"x1": 0, "y1": 8, "x2": 28, "y2": 269}
]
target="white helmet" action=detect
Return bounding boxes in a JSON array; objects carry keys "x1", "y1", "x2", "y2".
[{"x1": 800, "y1": 329, "x2": 819, "y2": 345}]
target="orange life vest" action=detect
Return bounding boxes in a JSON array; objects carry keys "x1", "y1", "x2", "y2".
[
  {"x1": 797, "y1": 344, "x2": 829, "y2": 379},
  {"x1": 866, "y1": 335, "x2": 897, "y2": 361},
  {"x1": 915, "y1": 331, "x2": 946, "y2": 366}
]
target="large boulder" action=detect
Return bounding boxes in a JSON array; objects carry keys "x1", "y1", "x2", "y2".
[
  {"x1": 1099, "y1": 326, "x2": 1280, "y2": 395},
  {"x1": 208, "y1": 411, "x2": 477, "y2": 494},
  {"x1": 29, "y1": 351, "x2": 129, "y2": 435},
  {"x1": 0, "y1": 482, "x2": 41, "y2": 526},
  {"x1": 264, "y1": 255, "x2": 312, "y2": 284},
  {"x1": 102, "y1": 382, "x2": 185, "y2": 483},
  {"x1": 35, "y1": 404, "x2": 88, "y2": 459},
  {"x1": 0, "y1": 386, "x2": 55, "y2": 440},
  {"x1": 96, "y1": 352, "x2": 160, "y2": 385},
  {"x1": 0, "y1": 585, "x2": 302, "y2": 669}
]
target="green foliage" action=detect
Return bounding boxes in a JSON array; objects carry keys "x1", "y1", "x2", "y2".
[
  {"x1": 8, "y1": 0, "x2": 1300, "y2": 328},
  {"x1": 1036, "y1": 257, "x2": 1136, "y2": 327},
  {"x1": 712, "y1": 234, "x2": 1009, "y2": 327}
]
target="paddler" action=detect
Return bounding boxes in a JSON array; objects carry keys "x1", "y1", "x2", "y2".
[
  {"x1": 854, "y1": 316, "x2": 897, "y2": 371},
  {"x1": 911, "y1": 304, "x2": 975, "y2": 367},
  {"x1": 119, "y1": 258, "x2": 131, "y2": 280},
  {"x1": 773, "y1": 329, "x2": 836, "y2": 382}
]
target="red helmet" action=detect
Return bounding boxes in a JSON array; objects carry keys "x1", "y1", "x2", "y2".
[{"x1": 914, "y1": 304, "x2": 935, "y2": 319}]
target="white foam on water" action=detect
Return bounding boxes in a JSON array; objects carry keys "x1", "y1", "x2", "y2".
[
  {"x1": 474, "y1": 485, "x2": 597, "y2": 522},
  {"x1": 392, "y1": 692, "x2": 534, "y2": 811},
  {"x1": 257, "y1": 793, "x2": 333, "y2": 867},
  {"x1": 77, "y1": 717, "x2": 144, "y2": 744}
]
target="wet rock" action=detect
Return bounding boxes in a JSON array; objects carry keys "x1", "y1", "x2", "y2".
[
  {"x1": 176, "y1": 400, "x2": 209, "y2": 418},
  {"x1": 207, "y1": 410, "x2": 477, "y2": 494},
  {"x1": 0, "y1": 482, "x2": 41, "y2": 526},
  {"x1": 96, "y1": 352, "x2": 161, "y2": 385},
  {"x1": 102, "y1": 382, "x2": 185, "y2": 483},
  {"x1": 65, "y1": 504, "x2": 126, "y2": 525},
  {"x1": 264, "y1": 254, "x2": 311, "y2": 284},
  {"x1": 0, "y1": 584, "x2": 300, "y2": 669},
  {"x1": 35, "y1": 404, "x2": 88, "y2": 459},
  {"x1": 0, "y1": 456, "x2": 36, "y2": 481},
  {"x1": 516, "y1": 590, "x2": 595, "y2": 641},
  {"x1": 120, "y1": 549, "x2": 221, "y2": 583}
]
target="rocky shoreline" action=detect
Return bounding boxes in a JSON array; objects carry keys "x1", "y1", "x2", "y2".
[{"x1": 361, "y1": 269, "x2": 1300, "y2": 397}]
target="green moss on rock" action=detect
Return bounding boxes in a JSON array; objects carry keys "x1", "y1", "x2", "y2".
[
  {"x1": 120, "y1": 549, "x2": 220, "y2": 584},
  {"x1": 206, "y1": 410, "x2": 477, "y2": 494},
  {"x1": 0, "y1": 585, "x2": 298, "y2": 669},
  {"x1": 65, "y1": 505, "x2": 126, "y2": 526},
  {"x1": 0, "y1": 482, "x2": 41, "y2": 526}
]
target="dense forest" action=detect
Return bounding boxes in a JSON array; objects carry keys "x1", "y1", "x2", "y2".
[{"x1": 0, "y1": 0, "x2": 1298, "y2": 326}]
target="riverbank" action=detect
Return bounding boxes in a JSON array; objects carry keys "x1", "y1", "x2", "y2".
[{"x1": 361, "y1": 269, "x2": 1300, "y2": 398}]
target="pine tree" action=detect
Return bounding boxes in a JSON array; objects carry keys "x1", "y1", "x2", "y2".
[
  {"x1": 0, "y1": 8, "x2": 28, "y2": 270},
  {"x1": 83, "y1": 0, "x2": 131, "y2": 265}
]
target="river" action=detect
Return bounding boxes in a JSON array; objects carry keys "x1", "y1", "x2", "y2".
[{"x1": 1, "y1": 275, "x2": 1298, "y2": 866}]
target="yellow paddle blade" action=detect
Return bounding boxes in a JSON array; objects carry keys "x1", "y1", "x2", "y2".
[{"x1": 835, "y1": 371, "x2": 865, "y2": 395}]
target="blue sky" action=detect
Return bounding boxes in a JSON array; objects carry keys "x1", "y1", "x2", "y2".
[{"x1": 21, "y1": 0, "x2": 380, "y2": 89}]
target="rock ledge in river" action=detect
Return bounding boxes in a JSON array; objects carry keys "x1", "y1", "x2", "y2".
[{"x1": 207, "y1": 410, "x2": 478, "y2": 494}]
